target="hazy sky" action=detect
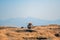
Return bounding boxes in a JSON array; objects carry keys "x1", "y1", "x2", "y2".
[{"x1": 0, "y1": 0, "x2": 60, "y2": 20}]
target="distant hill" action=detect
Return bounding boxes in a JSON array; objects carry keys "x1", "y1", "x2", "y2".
[{"x1": 0, "y1": 17, "x2": 60, "y2": 27}]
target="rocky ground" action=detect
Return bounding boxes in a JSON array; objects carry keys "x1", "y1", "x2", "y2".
[{"x1": 0, "y1": 24, "x2": 60, "y2": 40}]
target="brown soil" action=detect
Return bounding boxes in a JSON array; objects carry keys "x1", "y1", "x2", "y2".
[{"x1": 0, "y1": 24, "x2": 60, "y2": 40}]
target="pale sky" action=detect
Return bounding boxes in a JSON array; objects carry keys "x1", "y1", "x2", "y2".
[{"x1": 0, "y1": 0, "x2": 60, "y2": 20}]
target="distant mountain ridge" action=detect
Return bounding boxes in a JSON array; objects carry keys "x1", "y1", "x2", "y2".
[{"x1": 0, "y1": 17, "x2": 60, "y2": 27}]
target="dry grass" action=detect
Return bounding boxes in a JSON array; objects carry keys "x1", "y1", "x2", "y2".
[{"x1": 0, "y1": 24, "x2": 60, "y2": 40}]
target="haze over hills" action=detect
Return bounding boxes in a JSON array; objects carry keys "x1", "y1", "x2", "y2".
[
  {"x1": 0, "y1": 0, "x2": 60, "y2": 27},
  {"x1": 0, "y1": 17, "x2": 60, "y2": 27}
]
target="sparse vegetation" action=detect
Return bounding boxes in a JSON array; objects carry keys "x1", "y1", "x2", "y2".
[
  {"x1": 55, "y1": 33, "x2": 60, "y2": 37},
  {"x1": 0, "y1": 24, "x2": 60, "y2": 40}
]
